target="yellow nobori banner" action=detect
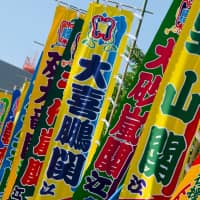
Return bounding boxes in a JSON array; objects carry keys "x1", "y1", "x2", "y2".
[
  {"x1": 33, "y1": 2, "x2": 133, "y2": 199},
  {"x1": 20, "y1": 4, "x2": 78, "y2": 145},
  {"x1": 120, "y1": 0, "x2": 200, "y2": 199},
  {"x1": 4, "y1": 6, "x2": 79, "y2": 200}
]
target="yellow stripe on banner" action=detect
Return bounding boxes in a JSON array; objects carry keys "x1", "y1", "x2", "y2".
[
  {"x1": 2, "y1": 6, "x2": 79, "y2": 200},
  {"x1": 120, "y1": 0, "x2": 200, "y2": 199},
  {"x1": 33, "y1": 2, "x2": 133, "y2": 199}
]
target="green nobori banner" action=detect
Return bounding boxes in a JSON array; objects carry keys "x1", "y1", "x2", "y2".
[
  {"x1": 73, "y1": 0, "x2": 193, "y2": 199},
  {"x1": 9, "y1": 18, "x2": 84, "y2": 200}
]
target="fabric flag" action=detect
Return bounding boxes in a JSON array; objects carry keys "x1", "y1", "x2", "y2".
[
  {"x1": 0, "y1": 88, "x2": 21, "y2": 195},
  {"x1": 170, "y1": 153, "x2": 200, "y2": 200},
  {"x1": 0, "y1": 91, "x2": 12, "y2": 135},
  {"x1": 13, "y1": 4, "x2": 75, "y2": 169},
  {"x1": 0, "y1": 81, "x2": 29, "y2": 198},
  {"x1": 0, "y1": 81, "x2": 29, "y2": 195},
  {"x1": 73, "y1": 0, "x2": 193, "y2": 199},
  {"x1": 9, "y1": 6, "x2": 82, "y2": 200},
  {"x1": 0, "y1": 88, "x2": 21, "y2": 168},
  {"x1": 1, "y1": 54, "x2": 42, "y2": 200},
  {"x1": 119, "y1": 0, "x2": 200, "y2": 198},
  {"x1": 10, "y1": 18, "x2": 84, "y2": 200},
  {"x1": 32, "y1": 2, "x2": 133, "y2": 200}
]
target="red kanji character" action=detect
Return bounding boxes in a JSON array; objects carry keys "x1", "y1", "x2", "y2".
[
  {"x1": 34, "y1": 128, "x2": 54, "y2": 156},
  {"x1": 145, "y1": 38, "x2": 175, "y2": 73},
  {"x1": 21, "y1": 157, "x2": 43, "y2": 186},
  {"x1": 109, "y1": 103, "x2": 148, "y2": 145},
  {"x1": 46, "y1": 98, "x2": 61, "y2": 126},
  {"x1": 128, "y1": 71, "x2": 162, "y2": 106},
  {"x1": 94, "y1": 136, "x2": 133, "y2": 178},
  {"x1": 57, "y1": 71, "x2": 70, "y2": 89},
  {"x1": 2, "y1": 121, "x2": 13, "y2": 144},
  {"x1": 0, "y1": 147, "x2": 7, "y2": 166}
]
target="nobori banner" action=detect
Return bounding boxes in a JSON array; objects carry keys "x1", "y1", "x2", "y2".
[
  {"x1": 0, "y1": 89, "x2": 21, "y2": 169},
  {"x1": 120, "y1": 0, "x2": 200, "y2": 199},
  {"x1": 73, "y1": 0, "x2": 193, "y2": 199},
  {"x1": 0, "y1": 81, "x2": 29, "y2": 197},
  {"x1": 2, "y1": 54, "x2": 41, "y2": 200},
  {"x1": 0, "y1": 88, "x2": 21, "y2": 196},
  {"x1": 32, "y1": 2, "x2": 133, "y2": 199},
  {"x1": 9, "y1": 6, "x2": 83, "y2": 200},
  {"x1": 10, "y1": 18, "x2": 84, "y2": 200},
  {"x1": 15, "y1": 5, "x2": 77, "y2": 168},
  {"x1": 0, "y1": 92, "x2": 12, "y2": 135}
]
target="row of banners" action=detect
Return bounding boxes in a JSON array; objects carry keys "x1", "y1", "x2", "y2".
[{"x1": 0, "y1": 0, "x2": 199, "y2": 199}]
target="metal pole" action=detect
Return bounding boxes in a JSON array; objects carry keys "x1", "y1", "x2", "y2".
[
  {"x1": 33, "y1": 41, "x2": 44, "y2": 47},
  {"x1": 107, "y1": 0, "x2": 149, "y2": 125}
]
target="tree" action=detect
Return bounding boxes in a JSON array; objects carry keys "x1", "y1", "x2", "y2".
[{"x1": 106, "y1": 44, "x2": 145, "y2": 122}]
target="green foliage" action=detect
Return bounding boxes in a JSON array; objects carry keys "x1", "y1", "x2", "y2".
[
  {"x1": 125, "y1": 45, "x2": 145, "y2": 69},
  {"x1": 105, "y1": 44, "x2": 145, "y2": 125}
]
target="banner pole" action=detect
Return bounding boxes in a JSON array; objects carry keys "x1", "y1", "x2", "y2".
[{"x1": 108, "y1": 0, "x2": 149, "y2": 125}]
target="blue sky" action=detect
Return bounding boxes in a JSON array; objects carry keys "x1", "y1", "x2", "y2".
[{"x1": 0, "y1": 0, "x2": 172, "y2": 69}]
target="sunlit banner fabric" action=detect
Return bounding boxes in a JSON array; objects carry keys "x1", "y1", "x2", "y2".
[
  {"x1": 13, "y1": 4, "x2": 76, "y2": 163},
  {"x1": 73, "y1": 0, "x2": 193, "y2": 199},
  {"x1": 0, "y1": 82, "x2": 29, "y2": 197},
  {"x1": 0, "y1": 89, "x2": 21, "y2": 166},
  {"x1": 2, "y1": 54, "x2": 41, "y2": 200},
  {"x1": 12, "y1": 18, "x2": 83, "y2": 200},
  {"x1": 32, "y1": 2, "x2": 133, "y2": 199},
  {"x1": 120, "y1": 0, "x2": 200, "y2": 198},
  {"x1": 9, "y1": 6, "x2": 82, "y2": 200},
  {"x1": 0, "y1": 92, "x2": 12, "y2": 135},
  {"x1": 170, "y1": 153, "x2": 200, "y2": 200},
  {"x1": 0, "y1": 89, "x2": 21, "y2": 195}
]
